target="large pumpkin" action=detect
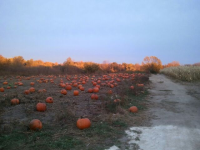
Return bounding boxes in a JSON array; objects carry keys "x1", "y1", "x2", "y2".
[
  {"x1": 129, "y1": 106, "x2": 138, "y2": 113},
  {"x1": 46, "y1": 97, "x2": 53, "y2": 103},
  {"x1": 77, "y1": 118, "x2": 91, "y2": 130},
  {"x1": 29, "y1": 119, "x2": 42, "y2": 130},
  {"x1": 36, "y1": 103, "x2": 46, "y2": 112},
  {"x1": 11, "y1": 98, "x2": 19, "y2": 105}
]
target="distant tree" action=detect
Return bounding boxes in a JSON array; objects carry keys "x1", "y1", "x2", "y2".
[
  {"x1": 63, "y1": 57, "x2": 74, "y2": 66},
  {"x1": 164, "y1": 61, "x2": 180, "y2": 68},
  {"x1": 84, "y1": 62, "x2": 100, "y2": 73},
  {"x1": 142, "y1": 56, "x2": 162, "y2": 73},
  {"x1": 26, "y1": 59, "x2": 34, "y2": 67},
  {"x1": 134, "y1": 63, "x2": 141, "y2": 71},
  {"x1": 193, "y1": 62, "x2": 200, "y2": 66},
  {"x1": 12, "y1": 56, "x2": 25, "y2": 67}
]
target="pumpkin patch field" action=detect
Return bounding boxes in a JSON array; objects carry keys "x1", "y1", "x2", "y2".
[{"x1": 0, "y1": 73, "x2": 150, "y2": 150}]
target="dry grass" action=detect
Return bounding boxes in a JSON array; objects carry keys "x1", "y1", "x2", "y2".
[{"x1": 160, "y1": 66, "x2": 200, "y2": 81}]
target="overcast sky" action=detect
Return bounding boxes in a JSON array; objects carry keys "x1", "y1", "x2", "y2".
[{"x1": 0, "y1": 0, "x2": 199, "y2": 65}]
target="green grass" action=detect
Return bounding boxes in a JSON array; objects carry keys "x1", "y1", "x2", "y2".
[{"x1": 0, "y1": 130, "x2": 83, "y2": 150}]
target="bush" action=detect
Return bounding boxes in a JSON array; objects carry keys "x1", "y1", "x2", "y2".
[
  {"x1": 142, "y1": 56, "x2": 162, "y2": 74},
  {"x1": 84, "y1": 63, "x2": 100, "y2": 73}
]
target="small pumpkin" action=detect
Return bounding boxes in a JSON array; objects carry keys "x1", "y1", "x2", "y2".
[
  {"x1": 110, "y1": 84, "x2": 114, "y2": 88},
  {"x1": 66, "y1": 85, "x2": 72, "y2": 90},
  {"x1": 137, "y1": 84, "x2": 144, "y2": 87},
  {"x1": 61, "y1": 89, "x2": 67, "y2": 95},
  {"x1": 88, "y1": 88, "x2": 93, "y2": 93},
  {"x1": 93, "y1": 82, "x2": 97, "y2": 86},
  {"x1": 77, "y1": 118, "x2": 91, "y2": 130},
  {"x1": 29, "y1": 87, "x2": 35, "y2": 93},
  {"x1": 46, "y1": 97, "x2": 53, "y2": 103},
  {"x1": 11, "y1": 98, "x2": 19, "y2": 105},
  {"x1": 29, "y1": 119, "x2": 42, "y2": 131},
  {"x1": 91, "y1": 94, "x2": 98, "y2": 100},
  {"x1": 18, "y1": 82, "x2": 23, "y2": 86},
  {"x1": 36, "y1": 103, "x2": 46, "y2": 112},
  {"x1": 3, "y1": 81, "x2": 8, "y2": 85},
  {"x1": 129, "y1": 106, "x2": 138, "y2": 113},
  {"x1": 80, "y1": 86, "x2": 84, "y2": 91},
  {"x1": 73, "y1": 83, "x2": 78, "y2": 87},
  {"x1": 30, "y1": 82, "x2": 35, "y2": 86},
  {"x1": 74, "y1": 90, "x2": 79, "y2": 96},
  {"x1": 24, "y1": 90, "x2": 30, "y2": 95},
  {"x1": 93, "y1": 87, "x2": 99, "y2": 93},
  {"x1": 114, "y1": 99, "x2": 121, "y2": 103},
  {"x1": 107, "y1": 90, "x2": 112, "y2": 95}
]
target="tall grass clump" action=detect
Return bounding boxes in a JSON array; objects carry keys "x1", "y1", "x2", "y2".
[{"x1": 160, "y1": 66, "x2": 200, "y2": 81}]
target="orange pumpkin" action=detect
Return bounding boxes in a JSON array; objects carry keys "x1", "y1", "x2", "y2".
[
  {"x1": 129, "y1": 106, "x2": 138, "y2": 113},
  {"x1": 18, "y1": 82, "x2": 23, "y2": 86},
  {"x1": 91, "y1": 94, "x2": 98, "y2": 100},
  {"x1": 3, "y1": 81, "x2": 8, "y2": 85},
  {"x1": 74, "y1": 90, "x2": 79, "y2": 96},
  {"x1": 61, "y1": 89, "x2": 67, "y2": 95},
  {"x1": 36, "y1": 103, "x2": 46, "y2": 112},
  {"x1": 24, "y1": 90, "x2": 30, "y2": 95},
  {"x1": 96, "y1": 85, "x2": 100, "y2": 89},
  {"x1": 46, "y1": 97, "x2": 53, "y2": 103},
  {"x1": 114, "y1": 99, "x2": 121, "y2": 103},
  {"x1": 107, "y1": 90, "x2": 112, "y2": 94},
  {"x1": 137, "y1": 84, "x2": 144, "y2": 87},
  {"x1": 29, "y1": 119, "x2": 42, "y2": 130},
  {"x1": 77, "y1": 118, "x2": 91, "y2": 130},
  {"x1": 29, "y1": 87, "x2": 35, "y2": 93},
  {"x1": 65, "y1": 85, "x2": 72, "y2": 90},
  {"x1": 80, "y1": 86, "x2": 84, "y2": 91},
  {"x1": 93, "y1": 82, "x2": 97, "y2": 86},
  {"x1": 93, "y1": 87, "x2": 99, "y2": 93},
  {"x1": 0, "y1": 87, "x2": 4, "y2": 92},
  {"x1": 110, "y1": 84, "x2": 114, "y2": 88},
  {"x1": 11, "y1": 98, "x2": 19, "y2": 105},
  {"x1": 30, "y1": 82, "x2": 35, "y2": 86},
  {"x1": 88, "y1": 88, "x2": 93, "y2": 93},
  {"x1": 73, "y1": 83, "x2": 78, "y2": 87}
]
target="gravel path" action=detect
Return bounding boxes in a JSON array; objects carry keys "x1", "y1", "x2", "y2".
[{"x1": 107, "y1": 74, "x2": 200, "y2": 150}]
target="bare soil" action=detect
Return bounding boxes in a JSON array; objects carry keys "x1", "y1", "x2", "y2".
[{"x1": 0, "y1": 73, "x2": 151, "y2": 150}]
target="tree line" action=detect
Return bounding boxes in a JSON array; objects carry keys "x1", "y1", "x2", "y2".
[{"x1": 0, "y1": 55, "x2": 182, "y2": 75}]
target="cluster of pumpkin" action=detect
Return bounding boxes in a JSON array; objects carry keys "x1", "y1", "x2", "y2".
[{"x1": 1, "y1": 73, "x2": 144, "y2": 131}]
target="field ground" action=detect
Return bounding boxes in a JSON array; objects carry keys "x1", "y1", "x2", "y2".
[
  {"x1": 108, "y1": 74, "x2": 200, "y2": 150},
  {"x1": 0, "y1": 73, "x2": 151, "y2": 150}
]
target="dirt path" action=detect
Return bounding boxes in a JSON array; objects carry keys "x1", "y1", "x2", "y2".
[{"x1": 108, "y1": 74, "x2": 200, "y2": 150}]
